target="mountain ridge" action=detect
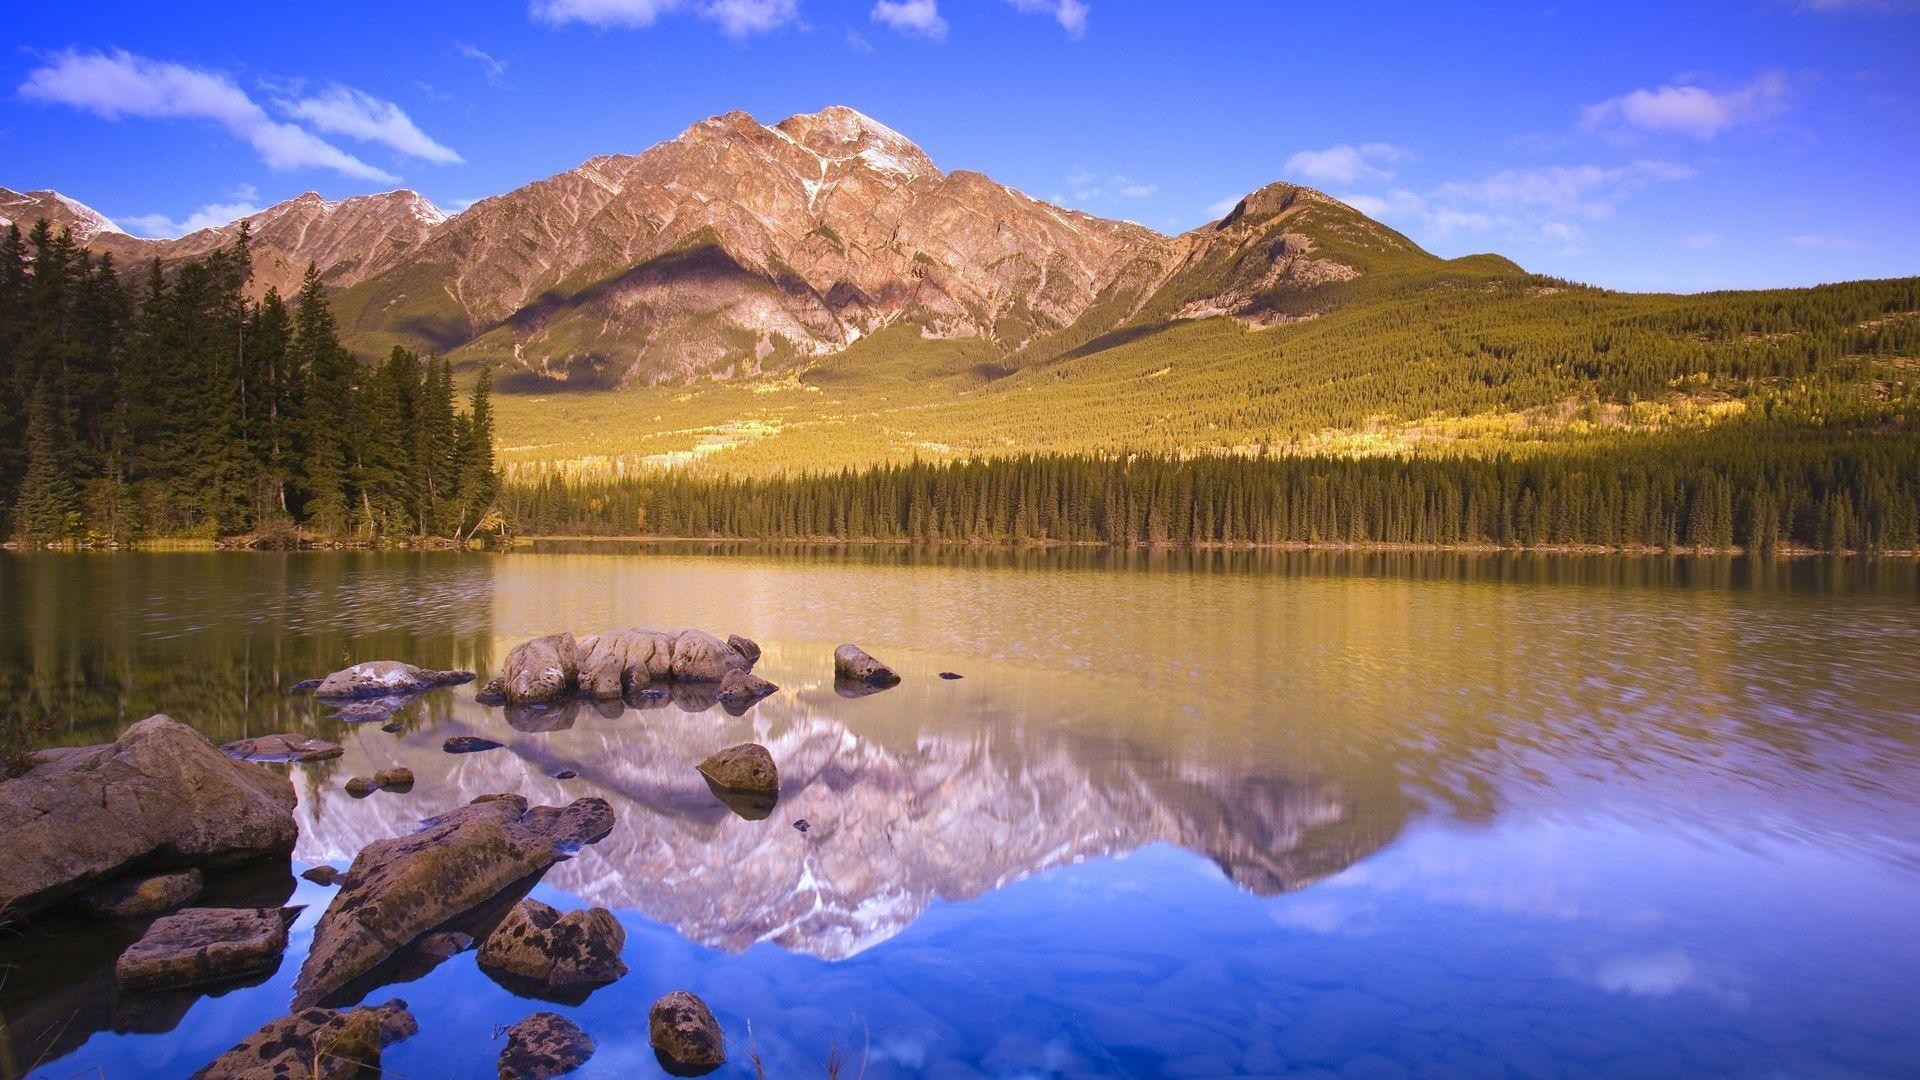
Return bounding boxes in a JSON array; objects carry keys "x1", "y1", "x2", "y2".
[{"x1": 6, "y1": 105, "x2": 1523, "y2": 391}]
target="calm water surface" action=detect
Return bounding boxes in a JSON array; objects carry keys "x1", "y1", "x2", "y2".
[{"x1": 2, "y1": 548, "x2": 1918, "y2": 1078}]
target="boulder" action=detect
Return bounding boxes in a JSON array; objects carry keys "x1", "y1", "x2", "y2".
[
  {"x1": 478, "y1": 633, "x2": 580, "y2": 705},
  {"x1": 220, "y1": 734, "x2": 343, "y2": 762},
  {"x1": 649, "y1": 990, "x2": 725, "y2": 1075},
  {"x1": 314, "y1": 660, "x2": 475, "y2": 700},
  {"x1": 75, "y1": 868, "x2": 204, "y2": 918},
  {"x1": 0, "y1": 715, "x2": 297, "y2": 919},
  {"x1": 348, "y1": 767, "x2": 415, "y2": 796},
  {"x1": 500, "y1": 1011, "x2": 595, "y2": 1080},
  {"x1": 478, "y1": 898, "x2": 627, "y2": 998},
  {"x1": 716, "y1": 668, "x2": 778, "y2": 711},
  {"x1": 445, "y1": 736, "x2": 505, "y2": 754},
  {"x1": 335, "y1": 700, "x2": 405, "y2": 724},
  {"x1": 834, "y1": 644, "x2": 900, "y2": 687},
  {"x1": 302, "y1": 865, "x2": 343, "y2": 887},
  {"x1": 190, "y1": 998, "x2": 417, "y2": 1080},
  {"x1": 292, "y1": 794, "x2": 615, "y2": 1007},
  {"x1": 576, "y1": 628, "x2": 675, "y2": 698},
  {"x1": 697, "y1": 743, "x2": 778, "y2": 795},
  {"x1": 669, "y1": 629, "x2": 754, "y2": 682},
  {"x1": 114, "y1": 906, "x2": 300, "y2": 991},
  {"x1": 727, "y1": 634, "x2": 762, "y2": 667}
]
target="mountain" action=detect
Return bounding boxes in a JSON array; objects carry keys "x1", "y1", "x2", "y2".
[
  {"x1": 0, "y1": 185, "x2": 447, "y2": 298},
  {"x1": 11, "y1": 105, "x2": 1509, "y2": 390}
]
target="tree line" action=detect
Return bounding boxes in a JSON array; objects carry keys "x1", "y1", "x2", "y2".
[
  {"x1": 500, "y1": 422, "x2": 1920, "y2": 555},
  {"x1": 0, "y1": 219, "x2": 498, "y2": 544}
]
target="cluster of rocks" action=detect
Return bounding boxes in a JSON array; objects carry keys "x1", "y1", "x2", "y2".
[
  {"x1": 2, "y1": 635, "x2": 923, "y2": 1077},
  {"x1": 476, "y1": 628, "x2": 779, "y2": 714}
]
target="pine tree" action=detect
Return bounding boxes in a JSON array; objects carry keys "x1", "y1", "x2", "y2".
[{"x1": 11, "y1": 381, "x2": 80, "y2": 543}]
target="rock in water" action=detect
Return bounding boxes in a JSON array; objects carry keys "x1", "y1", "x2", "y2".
[
  {"x1": 75, "y1": 869, "x2": 204, "y2": 918},
  {"x1": 716, "y1": 668, "x2": 778, "y2": 711},
  {"x1": 376, "y1": 766, "x2": 414, "y2": 789},
  {"x1": 289, "y1": 678, "x2": 324, "y2": 693},
  {"x1": 445, "y1": 736, "x2": 506, "y2": 754},
  {"x1": 500, "y1": 1011, "x2": 595, "y2": 1080},
  {"x1": 313, "y1": 660, "x2": 475, "y2": 700},
  {"x1": 668, "y1": 629, "x2": 753, "y2": 682},
  {"x1": 302, "y1": 865, "x2": 343, "y2": 887},
  {"x1": 575, "y1": 628, "x2": 674, "y2": 699},
  {"x1": 292, "y1": 794, "x2": 615, "y2": 1007},
  {"x1": 696, "y1": 743, "x2": 778, "y2": 794},
  {"x1": 834, "y1": 644, "x2": 901, "y2": 687},
  {"x1": 478, "y1": 899, "x2": 628, "y2": 999},
  {"x1": 220, "y1": 733, "x2": 344, "y2": 762},
  {"x1": 726, "y1": 634, "x2": 761, "y2": 666},
  {"x1": 115, "y1": 906, "x2": 300, "y2": 991},
  {"x1": 0, "y1": 715, "x2": 296, "y2": 920},
  {"x1": 190, "y1": 998, "x2": 417, "y2": 1080},
  {"x1": 478, "y1": 633, "x2": 580, "y2": 705},
  {"x1": 649, "y1": 990, "x2": 725, "y2": 1075},
  {"x1": 938, "y1": 671, "x2": 964, "y2": 680}
]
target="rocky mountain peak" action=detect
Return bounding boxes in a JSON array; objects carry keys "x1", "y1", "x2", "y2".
[
  {"x1": 772, "y1": 105, "x2": 936, "y2": 179},
  {"x1": 0, "y1": 187, "x2": 126, "y2": 240}
]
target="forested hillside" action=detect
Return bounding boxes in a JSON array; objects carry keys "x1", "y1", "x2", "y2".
[{"x1": 0, "y1": 220, "x2": 499, "y2": 545}]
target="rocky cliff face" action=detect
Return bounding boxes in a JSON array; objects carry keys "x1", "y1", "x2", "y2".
[{"x1": 16, "y1": 105, "x2": 1448, "y2": 387}]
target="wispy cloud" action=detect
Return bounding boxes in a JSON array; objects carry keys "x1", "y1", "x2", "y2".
[
  {"x1": 1581, "y1": 72, "x2": 1791, "y2": 140},
  {"x1": 1791, "y1": 232, "x2": 1865, "y2": 250},
  {"x1": 1284, "y1": 142, "x2": 1414, "y2": 185},
  {"x1": 530, "y1": 0, "x2": 801, "y2": 36},
  {"x1": 872, "y1": 0, "x2": 948, "y2": 39},
  {"x1": 276, "y1": 86, "x2": 463, "y2": 164},
  {"x1": 455, "y1": 43, "x2": 511, "y2": 88},
  {"x1": 18, "y1": 49, "x2": 397, "y2": 182},
  {"x1": 1339, "y1": 160, "x2": 1696, "y2": 252},
  {"x1": 119, "y1": 184, "x2": 265, "y2": 238},
  {"x1": 1005, "y1": 0, "x2": 1090, "y2": 37}
]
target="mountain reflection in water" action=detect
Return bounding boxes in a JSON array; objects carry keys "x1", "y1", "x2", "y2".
[{"x1": 2, "y1": 549, "x2": 1918, "y2": 1078}]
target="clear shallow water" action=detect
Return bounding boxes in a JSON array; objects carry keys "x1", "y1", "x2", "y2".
[{"x1": 2, "y1": 548, "x2": 1918, "y2": 1078}]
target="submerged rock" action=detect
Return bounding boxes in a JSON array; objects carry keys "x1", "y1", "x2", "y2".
[
  {"x1": 938, "y1": 671, "x2": 964, "y2": 680},
  {"x1": 292, "y1": 794, "x2": 615, "y2": 1007},
  {"x1": 220, "y1": 733, "x2": 343, "y2": 762},
  {"x1": 478, "y1": 898, "x2": 627, "y2": 1000},
  {"x1": 314, "y1": 660, "x2": 475, "y2": 700},
  {"x1": 649, "y1": 990, "x2": 725, "y2": 1075},
  {"x1": 445, "y1": 736, "x2": 506, "y2": 754},
  {"x1": 834, "y1": 644, "x2": 901, "y2": 688},
  {"x1": 552, "y1": 769, "x2": 578, "y2": 780},
  {"x1": 289, "y1": 678, "x2": 324, "y2": 693},
  {"x1": 0, "y1": 715, "x2": 296, "y2": 920},
  {"x1": 114, "y1": 906, "x2": 300, "y2": 992},
  {"x1": 75, "y1": 868, "x2": 204, "y2": 918},
  {"x1": 190, "y1": 998, "x2": 417, "y2": 1080},
  {"x1": 500, "y1": 1011, "x2": 595, "y2": 1080}
]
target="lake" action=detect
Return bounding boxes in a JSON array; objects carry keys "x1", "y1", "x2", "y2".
[{"x1": 3, "y1": 548, "x2": 1918, "y2": 1078}]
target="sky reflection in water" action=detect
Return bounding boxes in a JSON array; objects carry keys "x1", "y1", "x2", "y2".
[{"x1": 2, "y1": 548, "x2": 1916, "y2": 1078}]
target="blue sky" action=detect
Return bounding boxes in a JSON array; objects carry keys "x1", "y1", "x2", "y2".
[{"x1": 4, "y1": 0, "x2": 1916, "y2": 291}]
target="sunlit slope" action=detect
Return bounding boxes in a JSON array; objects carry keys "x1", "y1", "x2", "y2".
[{"x1": 491, "y1": 273, "x2": 1918, "y2": 479}]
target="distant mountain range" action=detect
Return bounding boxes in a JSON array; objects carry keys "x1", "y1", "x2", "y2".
[{"x1": 4, "y1": 105, "x2": 1518, "y2": 391}]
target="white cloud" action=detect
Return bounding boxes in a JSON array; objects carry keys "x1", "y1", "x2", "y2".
[
  {"x1": 1284, "y1": 142, "x2": 1414, "y2": 185},
  {"x1": 1006, "y1": 0, "x2": 1090, "y2": 37},
  {"x1": 1581, "y1": 72, "x2": 1790, "y2": 140},
  {"x1": 18, "y1": 49, "x2": 397, "y2": 182},
  {"x1": 845, "y1": 29, "x2": 875, "y2": 52},
  {"x1": 1791, "y1": 232, "x2": 1866, "y2": 250},
  {"x1": 455, "y1": 43, "x2": 510, "y2": 87},
  {"x1": 1203, "y1": 195, "x2": 1242, "y2": 219},
  {"x1": 873, "y1": 0, "x2": 948, "y2": 38},
  {"x1": 277, "y1": 86, "x2": 462, "y2": 164},
  {"x1": 1336, "y1": 160, "x2": 1694, "y2": 252},
  {"x1": 530, "y1": 0, "x2": 800, "y2": 35},
  {"x1": 1684, "y1": 233, "x2": 1720, "y2": 250},
  {"x1": 119, "y1": 184, "x2": 266, "y2": 238}
]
